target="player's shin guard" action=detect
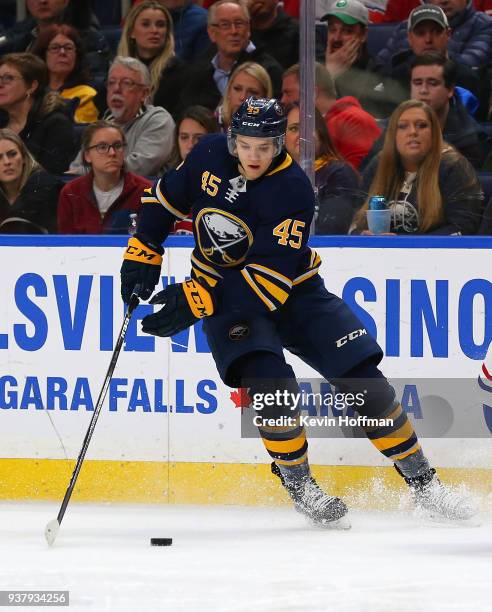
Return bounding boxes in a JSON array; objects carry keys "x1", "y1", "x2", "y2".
[
  {"x1": 258, "y1": 414, "x2": 308, "y2": 468},
  {"x1": 235, "y1": 351, "x2": 310, "y2": 473},
  {"x1": 336, "y1": 360, "x2": 429, "y2": 477},
  {"x1": 364, "y1": 400, "x2": 430, "y2": 475}
]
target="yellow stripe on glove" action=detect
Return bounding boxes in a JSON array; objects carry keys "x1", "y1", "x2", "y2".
[
  {"x1": 182, "y1": 279, "x2": 214, "y2": 318},
  {"x1": 124, "y1": 237, "x2": 163, "y2": 265}
]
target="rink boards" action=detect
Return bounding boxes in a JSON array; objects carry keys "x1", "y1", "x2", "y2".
[{"x1": 0, "y1": 235, "x2": 491, "y2": 505}]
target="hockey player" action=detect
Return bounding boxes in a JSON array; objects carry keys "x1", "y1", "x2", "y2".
[{"x1": 120, "y1": 97, "x2": 476, "y2": 527}]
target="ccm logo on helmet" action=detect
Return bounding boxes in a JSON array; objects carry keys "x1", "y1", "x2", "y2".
[
  {"x1": 242, "y1": 121, "x2": 261, "y2": 127},
  {"x1": 335, "y1": 328, "x2": 367, "y2": 348}
]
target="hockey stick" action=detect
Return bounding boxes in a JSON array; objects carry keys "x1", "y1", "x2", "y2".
[{"x1": 44, "y1": 285, "x2": 141, "y2": 546}]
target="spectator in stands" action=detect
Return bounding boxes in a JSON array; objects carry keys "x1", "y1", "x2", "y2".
[
  {"x1": 181, "y1": 0, "x2": 283, "y2": 111},
  {"x1": 131, "y1": 0, "x2": 209, "y2": 60},
  {"x1": 247, "y1": 0, "x2": 299, "y2": 70},
  {"x1": 118, "y1": 1, "x2": 187, "y2": 120},
  {"x1": 354, "y1": 100, "x2": 483, "y2": 234},
  {"x1": 58, "y1": 120, "x2": 151, "y2": 233},
  {"x1": 31, "y1": 24, "x2": 98, "y2": 123},
  {"x1": 169, "y1": 105, "x2": 219, "y2": 233},
  {"x1": 362, "y1": 52, "x2": 486, "y2": 170},
  {"x1": 171, "y1": 105, "x2": 219, "y2": 164},
  {"x1": 281, "y1": 62, "x2": 381, "y2": 169},
  {"x1": 216, "y1": 60, "x2": 272, "y2": 130},
  {"x1": 318, "y1": 0, "x2": 382, "y2": 113},
  {"x1": 284, "y1": 102, "x2": 361, "y2": 234},
  {"x1": 0, "y1": 128, "x2": 61, "y2": 233},
  {"x1": 69, "y1": 56, "x2": 175, "y2": 176},
  {"x1": 372, "y1": 5, "x2": 485, "y2": 118},
  {"x1": 375, "y1": 1, "x2": 492, "y2": 70},
  {"x1": 0, "y1": 53, "x2": 76, "y2": 173},
  {"x1": 370, "y1": 1, "x2": 492, "y2": 22},
  {"x1": 203, "y1": 0, "x2": 300, "y2": 18},
  {"x1": 0, "y1": 0, "x2": 110, "y2": 78}
]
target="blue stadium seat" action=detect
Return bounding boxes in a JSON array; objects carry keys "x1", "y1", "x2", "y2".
[
  {"x1": 478, "y1": 122, "x2": 492, "y2": 137},
  {"x1": 366, "y1": 24, "x2": 396, "y2": 58},
  {"x1": 478, "y1": 172, "x2": 492, "y2": 204},
  {"x1": 479, "y1": 198, "x2": 492, "y2": 233},
  {"x1": 101, "y1": 26, "x2": 122, "y2": 57},
  {"x1": 92, "y1": 0, "x2": 122, "y2": 26}
]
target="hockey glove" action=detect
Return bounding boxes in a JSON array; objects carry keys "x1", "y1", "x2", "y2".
[
  {"x1": 120, "y1": 235, "x2": 163, "y2": 304},
  {"x1": 141, "y1": 279, "x2": 214, "y2": 337}
]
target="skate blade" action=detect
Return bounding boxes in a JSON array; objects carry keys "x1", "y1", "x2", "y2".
[
  {"x1": 309, "y1": 514, "x2": 352, "y2": 530},
  {"x1": 414, "y1": 508, "x2": 481, "y2": 528}
]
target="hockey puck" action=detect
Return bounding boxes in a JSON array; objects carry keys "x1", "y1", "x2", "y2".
[{"x1": 150, "y1": 537, "x2": 173, "y2": 546}]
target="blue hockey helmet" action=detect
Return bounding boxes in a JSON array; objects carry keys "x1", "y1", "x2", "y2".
[{"x1": 228, "y1": 97, "x2": 286, "y2": 157}]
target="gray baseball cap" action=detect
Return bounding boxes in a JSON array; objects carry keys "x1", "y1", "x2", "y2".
[
  {"x1": 408, "y1": 5, "x2": 449, "y2": 31},
  {"x1": 321, "y1": 0, "x2": 369, "y2": 27}
]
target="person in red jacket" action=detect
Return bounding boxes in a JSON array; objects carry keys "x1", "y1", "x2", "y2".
[
  {"x1": 58, "y1": 121, "x2": 151, "y2": 234},
  {"x1": 281, "y1": 62, "x2": 381, "y2": 169}
]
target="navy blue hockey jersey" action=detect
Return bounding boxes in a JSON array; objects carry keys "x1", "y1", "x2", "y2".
[{"x1": 137, "y1": 134, "x2": 321, "y2": 314}]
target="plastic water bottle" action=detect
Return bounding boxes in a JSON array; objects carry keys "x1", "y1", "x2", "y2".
[
  {"x1": 368, "y1": 196, "x2": 387, "y2": 210},
  {"x1": 128, "y1": 213, "x2": 138, "y2": 236}
]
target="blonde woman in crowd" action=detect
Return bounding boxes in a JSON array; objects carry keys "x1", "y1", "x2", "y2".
[
  {"x1": 0, "y1": 129, "x2": 61, "y2": 233},
  {"x1": 216, "y1": 61, "x2": 272, "y2": 131},
  {"x1": 118, "y1": 0, "x2": 187, "y2": 119},
  {"x1": 354, "y1": 100, "x2": 483, "y2": 235},
  {"x1": 0, "y1": 53, "x2": 76, "y2": 173}
]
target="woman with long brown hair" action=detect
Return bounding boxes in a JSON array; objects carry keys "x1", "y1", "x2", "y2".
[
  {"x1": 118, "y1": 0, "x2": 187, "y2": 120},
  {"x1": 284, "y1": 102, "x2": 360, "y2": 234},
  {"x1": 354, "y1": 100, "x2": 483, "y2": 234},
  {"x1": 58, "y1": 120, "x2": 151, "y2": 234}
]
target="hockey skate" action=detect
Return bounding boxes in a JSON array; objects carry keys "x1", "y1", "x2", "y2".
[
  {"x1": 398, "y1": 467, "x2": 478, "y2": 523},
  {"x1": 271, "y1": 462, "x2": 350, "y2": 529}
]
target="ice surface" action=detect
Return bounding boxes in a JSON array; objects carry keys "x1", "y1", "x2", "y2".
[{"x1": 1, "y1": 502, "x2": 491, "y2": 612}]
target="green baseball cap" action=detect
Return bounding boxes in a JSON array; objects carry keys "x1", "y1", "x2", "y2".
[{"x1": 321, "y1": 0, "x2": 369, "y2": 26}]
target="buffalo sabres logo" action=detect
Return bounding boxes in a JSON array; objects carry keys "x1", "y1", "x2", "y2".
[
  {"x1": 390, "y1": 200, "x2": 419, "y2": 233},
  {"x1": 195, "y1": 208, "x2": 253, "y2": 267},
  {"x1": 229, "y1": 324, "x2": 250, "y2": 341}
]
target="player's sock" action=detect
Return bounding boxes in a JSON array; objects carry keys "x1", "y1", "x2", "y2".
[
  {"x1": 271, "y1": 462, "x2": 349, "y2": 527},
  {"x1": 258, "y1": 414, "x2": 309, "y2": 469},
  {"x1": 335, "y1": 360, "x2": 428, "y2": 474},
  {"x1": 364, "y1": 401, "x2": 425, "y2": 467}
]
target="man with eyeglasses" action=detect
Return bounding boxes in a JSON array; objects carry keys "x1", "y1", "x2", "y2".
[
  {"x1": 181, "y1": 0, "x2": 283, "y2": 111},
  {"x1": 0, "y1": 0, "x2": 110, "y2": 78},
  {"x1": 69, "y1": 56, "x2": 175, "y2": 177}
]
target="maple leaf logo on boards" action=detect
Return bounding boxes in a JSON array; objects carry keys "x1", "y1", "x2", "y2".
[{"x1": 230, "y1": 388, "x2": 252, "y2": 410}]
